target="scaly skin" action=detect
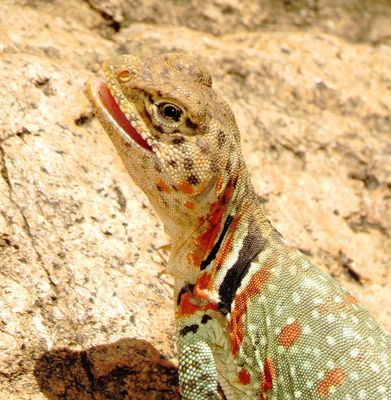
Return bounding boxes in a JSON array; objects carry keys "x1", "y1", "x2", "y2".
[{"x1": 85, "y1": 53, "x2": 391, "y2": 399}]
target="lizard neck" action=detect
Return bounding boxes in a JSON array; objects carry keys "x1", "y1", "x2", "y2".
[{"x1": 167, "y1": 170, "x2": 279, "y2": 286}]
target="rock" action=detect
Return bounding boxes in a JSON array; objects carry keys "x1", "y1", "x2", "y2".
[
  {"x1": 84, "y1": 0, "x2": 391, "y2": 43},
  {"x1": 34, "y1": 339, "x2": 179, "y2": 399},
  {"x1": 0, "y1": 0, "x2": 390, "y2": 398}
]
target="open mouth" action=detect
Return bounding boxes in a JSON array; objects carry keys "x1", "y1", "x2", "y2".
[{"x1": 98, "y1": 82, "x2": 152, "y2": 152}]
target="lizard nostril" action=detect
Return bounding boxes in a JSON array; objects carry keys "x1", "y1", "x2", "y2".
[{"x1": 118, "y1": 69, "x2": 132, "y2": 82}]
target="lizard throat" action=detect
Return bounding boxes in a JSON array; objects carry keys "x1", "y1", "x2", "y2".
[{"x1": 98, "y1": 82, "x2": 152, "y2": 152}]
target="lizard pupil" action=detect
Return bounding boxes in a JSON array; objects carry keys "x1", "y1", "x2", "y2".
[{"x1": 160, "y1": 103, "x2": 182, "y2": 121}]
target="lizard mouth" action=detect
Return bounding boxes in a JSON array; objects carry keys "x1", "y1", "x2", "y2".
[{"x1": 98, "y1": 81, "x2": 152, "y2": 152}]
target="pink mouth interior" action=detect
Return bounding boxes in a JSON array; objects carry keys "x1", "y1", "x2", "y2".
[{"x1": 98, "y1": 82, "x2": 152, "y2": 152}]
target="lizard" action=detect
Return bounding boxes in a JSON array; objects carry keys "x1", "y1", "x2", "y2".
[{"x1": 85, "y1": 52, "x2": 391, "y2": 400}]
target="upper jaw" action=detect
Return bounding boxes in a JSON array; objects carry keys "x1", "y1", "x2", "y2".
[{"x1": 85, "y1": 73, "x2": 154, "y2": 153}]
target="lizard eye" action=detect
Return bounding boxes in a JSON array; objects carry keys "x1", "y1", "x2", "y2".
[{"x1": 159, "y1": 103, "x2": 183, "y2": 122}]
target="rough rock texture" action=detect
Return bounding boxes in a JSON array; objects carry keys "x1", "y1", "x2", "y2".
[
  {"x1": 34, "y1": 339, "x2": 179, "y2": 399},
  {"x1": 0, "y1": 0, "x2": 390, "y2": 398},
  {"x1": 86, "y1": 0, "x2": 391, "y2": 43}
]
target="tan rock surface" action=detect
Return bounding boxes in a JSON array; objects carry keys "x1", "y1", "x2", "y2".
[
  {"x1": 0, "y1": 0, "x2": 390, "y2": 398},
  {"x1": 86, "y1": 0, "x2": 391, "y2": 43}
]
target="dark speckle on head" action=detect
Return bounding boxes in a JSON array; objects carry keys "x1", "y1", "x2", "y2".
[
  {"x1": 187, "y1": 175, "x2": 199, "y2": 185},
  {"x1": 172, "y1": 137, "x2": 185, "y2": 145},
  {"x1": 184, "y1": 158, "x2": 193, "y2": 170},
  {"x1": 153, "y1": 124, "x2": 164, "y2": 134},
  {"x1": 218, "y1": 130, "x2": 226, "y2": 146},
  {"x1": 168, "y1": 159, "x2": 177, "y2": 168},
  {"x1": 154, "y1": 163, "x2": 162, "y2": 173},
  {"x1": 210, "y1": 160, "x2": 219, "y2": 172},
  {"x1": 185, "y1": 118, "x2": 198, "y2": 130}
]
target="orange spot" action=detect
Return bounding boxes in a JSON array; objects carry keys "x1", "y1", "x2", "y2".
[
  {"x1": 204, "y1": 302, "x2": 218, "y2": 313},
  {"x1": 229, "y1": 257, "x2": 274, "y2": 355},
  {"x1": 317, "y1": 368, "x2": 346, "y2": 397},
  {"x1": 194, "y1": 273, "x2": 212, "y2": 299},
  {"x1": 177, "y1": 291, "x2": 218, "y2": 317},
  {"x1": 188, "y1": 252, "x2": 201, "y2": 267},
  {"x1": 316, "y1": 302, "x2": 330, "y2": 315},
  {"x1": 346, "y1": 293, "x2": 358, "y2": 305},
  {"x1": 178, "y1": 182, "x2": 194, "y2": 194},
  {"x1": 185, "y1": 201, "x2": 195, "y2": 210},
  {"x1": 261, "y1": 357, "x2": 276, "y2": 392},
  {"x1": 178, "y1": 292, "x2": 200, "y2": 316},
  {"x1": 238, "y1": 368, "x2": 251, "y2": 385},
  {"x1": 278, "y1": 321, "x2": 302, "y2": 348},
  {"x1": 351, "y1": 352, "x2": 366, "y2": 363},
  {"x1": 156, "y1": 179, "x2": 171, "y2": 193}
]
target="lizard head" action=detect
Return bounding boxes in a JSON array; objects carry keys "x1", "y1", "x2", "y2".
[{"x1": 86, "y1": 53, "x2": 245, "y2": 237}]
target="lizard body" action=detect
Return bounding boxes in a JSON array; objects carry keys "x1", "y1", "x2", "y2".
[{"x1": 86, "y1": 53, "x2": 391, "y2": 399}]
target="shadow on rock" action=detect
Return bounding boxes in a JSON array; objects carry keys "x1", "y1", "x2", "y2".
[{"x1": 34, "y1": 338, "x2": 180, "y2": 400}]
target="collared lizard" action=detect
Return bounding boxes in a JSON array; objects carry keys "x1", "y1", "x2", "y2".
[{"x1": 85, "y1": 52, "x2": 391, "y2": 400}]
